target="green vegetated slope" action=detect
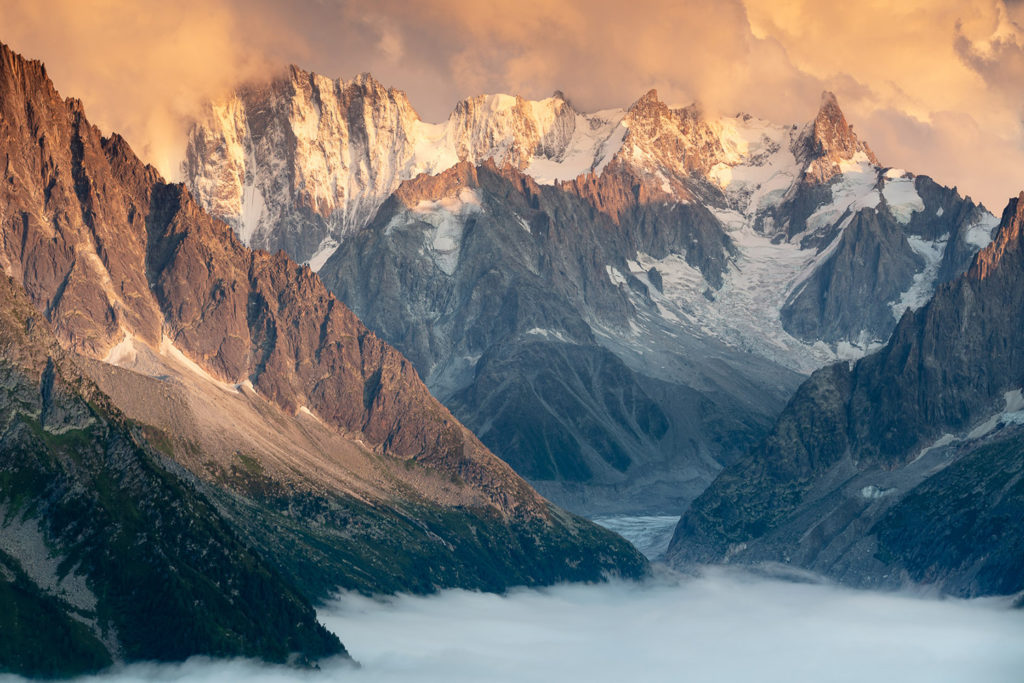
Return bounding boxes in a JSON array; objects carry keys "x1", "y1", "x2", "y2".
[{"x1": 0, "y1": 274, "x2": 344, "y2": 676}]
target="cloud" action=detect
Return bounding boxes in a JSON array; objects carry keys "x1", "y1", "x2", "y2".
[
  {"x1": 319, "y1": 571, "x2": 1024, "y2": 683},
  {"x1": 0, "y1": 0, "x2": 301, "y2": 180},
  {"x1": 2, "y1": 0, "x2": 1023, "y2": 209},
  {"x1": 4, "y1": 571, "x2": 1022, "y2": 682},
  {"x1": 743, "y1": 0, "x2": 1024, "y2": 209}
]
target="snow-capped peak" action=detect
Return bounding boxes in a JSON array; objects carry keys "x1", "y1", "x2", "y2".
[{"x1": 184, "y1": 75, "x2": 887, "y2": 272}]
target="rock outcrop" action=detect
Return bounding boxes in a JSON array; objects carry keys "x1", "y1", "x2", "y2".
[
  {"x1": 796, "y1": 91, "x2": 879, "y2": 184},
  {"x1": 187, "y1": 67, "x2": 994, "y2": 515},
  {"x1": 667, "y1": 194, "x2": 1024, "y2": 598},
  {"x1": 0, "y1": 41, "x2": 648, "y2": 675}
]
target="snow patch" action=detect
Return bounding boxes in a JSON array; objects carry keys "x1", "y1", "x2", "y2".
[
  {"x1": 523, "y1": 328, "x2": 571, "y2": 343},
  {"x1": 882, "y1": 176, "x2": 924, "y2": 224},
  {"x1": 965, "y1": 212, "x2": 999, "y2": 249},
  {"x1": 410, "y1": 120, "x2": 460, "y2": 175},
  {"x1": 968, "y1": 389, "x2": 1024, "y2": 439},
  {"x1": 307, "y1": 238, "x2": 339, "y2": 272},
  {"x1": 805, "y1": 162, "x2": 880, "y2": 233},
  {"x1": 526, "y1": 110, "x2": 627, "y2": 184},
  {"x1": 891, "y1": 235, "x2": 947, "y2": 318},
  {"x1": 410, "y1": 187, "x2": 483, "y2": 275},
  {"x1": 605, "y1": 265, "x2": 628, "y2": 286},
  {"x1": 631, "y1": 221, "x2": 849, "y2": 374},
  {"x1": 911, "y1": 433, "x2": 956, "y2": 463},
  {"x1": 707, "y1": 115, "x2": 800, "y2": 220},
  {"x1": 238, "y1": 182, "x2": 266, "y2": 245},
  {"x1": 860, "y1": 485, "x2": 895, "y2": 500}
]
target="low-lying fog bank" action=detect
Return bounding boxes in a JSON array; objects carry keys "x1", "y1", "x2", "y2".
[{"x1": 7, "y1": 569, "x2": 1022, "y2": 683}]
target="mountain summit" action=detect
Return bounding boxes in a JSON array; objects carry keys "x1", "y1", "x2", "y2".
[
  {"x1": 185, "y1": 67, "x2": 995, "y2": 515},
  {"x1": 798, "y1": 91, "x2": 879, "y2": 183},
  {"x1": 668, "y1": 191, "x2": 1024, "y2": 598},
  {"x1": 0, "y1": 42, "x2": 646, "y2": 675}
]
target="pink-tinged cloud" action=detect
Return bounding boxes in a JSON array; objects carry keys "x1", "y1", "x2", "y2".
[{"x1": 2, "y1": 0, "x2": 1021, "y2": 209}]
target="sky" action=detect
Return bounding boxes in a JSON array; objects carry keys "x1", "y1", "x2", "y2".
[
  {"x1": 2, "y1": 571, "x2": 1022, "y2": 683},
  {"x1": 1, "y1": 0, "x2": 1023, "y2": 210}
]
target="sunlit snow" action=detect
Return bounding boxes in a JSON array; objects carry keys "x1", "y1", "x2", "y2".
[{"x1": 881, "y1": 172, "x2": 925, "y2": 224}]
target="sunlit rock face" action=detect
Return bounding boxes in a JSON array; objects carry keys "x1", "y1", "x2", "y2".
[
  {"x1": 186, "y1": 71, "x2": 994, "y2": 515},
  {"x1": 185, "y1": 68, "x2": 604, "y2": 265},
  {"x1": 0, "y1": 41, "x2": 651, "y2": 678}
]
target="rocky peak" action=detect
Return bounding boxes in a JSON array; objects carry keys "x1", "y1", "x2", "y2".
[
  {"x1": 628, "y1": 88, "x2": 661, "y2": 112},
  {"x1": 447, "y1": 92, "x2": 578, "y2": 169},
  {"x1": 617, "y1": 90, "x2": 726, "y2": 182},
  {"x1": 0, "y1": 41, "x2": 48, "y2": 95},
  {"x1": 0, "y1": 39, "x2": 553, "y2": 518},
  {"x1": 969, "y1": 192, "x2": 1024, "y2": 279},
  {"x1": 622, "y1": 89, "x2": 670, "y2": 136},
  {"x1": 389, "y1": 159, "x2": 482, "y2": 207},
  {"x1": 797, "y1": 91, "x2": 879, "y2": 183},
  {"x1": 669, "y1": 190, "x2": 1024, "y2": 597}
]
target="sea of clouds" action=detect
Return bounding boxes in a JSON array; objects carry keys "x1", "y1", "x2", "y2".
[{"x1": 6, "y1": 567, "x2": 1023, "y2": 683}]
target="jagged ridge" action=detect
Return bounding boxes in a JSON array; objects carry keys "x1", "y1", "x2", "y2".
[
  {"x1": 666, "y1": 193, "x2": 1024, "y2": 597},
  {"x1": 185, "y1": 64, "x2": 994, "y2": 517},
  {"x1": 0, "y1": 40, "x2": 648, "y2": 675}
]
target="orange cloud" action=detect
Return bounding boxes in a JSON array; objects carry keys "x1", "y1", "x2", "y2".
[
  {"x1": 0, "y1": 0, "x2": 298, "y2": 178},
  {"x1": 2, "y1": 0, "x2": 1022, "y2": 210}
]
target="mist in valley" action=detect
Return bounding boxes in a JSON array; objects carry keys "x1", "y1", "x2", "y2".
[{"x1": 6, "y1": 567, "x2": 1022, "y2": 683}]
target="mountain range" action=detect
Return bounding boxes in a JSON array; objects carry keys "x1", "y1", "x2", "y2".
[
  {"x1": 3, "y1": 36, "x2": 1022, "y2": 679},
  {"x1": 185, "y1": 66, "x2": 995, "y2": 514},
  {"x1": 0, "y1": 42, "x2": 644, "y2": 677},
  {"x1": 667, "y1": 192, "x2": 1024, "y2": 599}
]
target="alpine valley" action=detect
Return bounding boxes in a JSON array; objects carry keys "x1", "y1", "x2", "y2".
[
  {"x1": 2, "y1": 19, "x2": 1024, "y2": 680},
  {"x1": 0, "y1": 43, "x2": 645, "y2": 677},
  {"x1": 186, "y1": 66, "x2": 996, "y2": 515}
]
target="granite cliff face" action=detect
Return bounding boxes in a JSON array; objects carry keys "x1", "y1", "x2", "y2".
[
  {"x1": 0, "y1": 256, "x2": 344, "y2": 676},
  {"x1": 796, "y1": 91, "x2": 879, "y2": 184},
  {"x1": 667, "y1": 194, "x2": 1024, "y2": 598},
  {"x1": 0, "y1": 42, "x2": 647, "y2": 675},
  {"x1": 321, "y1": 161, "x2": 767, "y2": 513},
  {"x1": 187, "y1": 70, "x2": 994, "y2": 514},
  {"x1": 184, "y1": 67, "x2": 609, "y2": 265}
]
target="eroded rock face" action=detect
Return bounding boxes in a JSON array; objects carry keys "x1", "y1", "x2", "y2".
[
  {"x1": 0, "y1": 260, "x2": 345, "y2": 676},
  {"x1": 322, "y1": 161, "x2": 794, "y2": 514},
  {"x1": 0, "y1": 44, "x2": 539, "y2": 518},
  {"x1": 0, "y1": 39, "x2": 647, "y2": 627},
  {"x1": 667, "y1": 194, "x2": 1024, "y2": 598},
  {"x1": 796, "y1": 91, "x2": 879, "y2": 184},
  {"x1": 448, "y1": 92, "x2": 578, "y2": 169},
  {"x1": 185, "y1": 69, "x2": 594, "y2": 263},
  {"x1": 187, "y1": 66, "x2": 994, "y2": 515},
  {"x1": 184, "y1": 69, "x2": 428, "y2": 262}
]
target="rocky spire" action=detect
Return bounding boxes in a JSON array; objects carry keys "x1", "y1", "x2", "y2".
[
  {"x1": 969, "y1": 191, "x2": 1024, "y2": 279},
  {"x1": 797, "y1": 91, "x2": 879, "y2": 183},
  {"x1": 619, "y1": 89, "x2": 726, "y2": 179}
]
